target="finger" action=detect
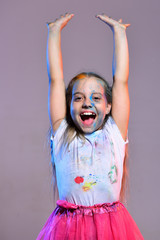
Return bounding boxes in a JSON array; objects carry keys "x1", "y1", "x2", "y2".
[
  {"x1": 68, "y1": 14, "x2": 74, "y2": 21},
  {"x1": 64, "y1": 13, "x2": 74, "y2": 19},
  {"x1": 69, "y1": 13, "x2": 74, "y2": 17},
  {"x1": 118, "y1": 18, "x2": 122, "y2": 23},
  {"x1": 95, "y1": 14, "x2": 114, "y2": 25},
  {"x1": 96, "y1": 14, "x2": 112, "y2": 20},
  {"x1": 59, "y1": 13, "x2": 74, "y2": 21},
  {"x1": 95, "y1": 14, "x2": 105, "y2": 20},
  {"x1": 62, "y1": 13, "x2": 74, "y2": 25},
  {"x1": 65, "y1": 12, "x2": 72, "y2": 16},
  {"x1": 125, "y1": 23, "x2": 131, "y2": 28},
  {"x1": 96, "y1": 14, "x2": 106, "y2": 18},
  {"x1": 46, "y1": 22, "x2": 54, "y2": 27}
]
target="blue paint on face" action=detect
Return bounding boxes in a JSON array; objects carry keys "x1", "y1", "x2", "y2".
[
  {"x1": 70, "y1": 77, "x2": 111, "y2": 134},
  {"x1": 90, "y1": 93, "x2": 95, "y2": 107}
]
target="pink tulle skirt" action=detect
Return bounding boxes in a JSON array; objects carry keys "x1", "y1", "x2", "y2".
[{"x1": 36, "y1": 200, "x2": 144, "y2": 240}]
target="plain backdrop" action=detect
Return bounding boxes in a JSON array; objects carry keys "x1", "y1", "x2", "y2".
[{"x1": 0, "y1": 0, "x2": 160, "y2": 239}]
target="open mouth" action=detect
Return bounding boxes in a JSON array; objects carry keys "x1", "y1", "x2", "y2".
[{"x1": 80, "y1": 112, "x2": 96, "y2": 125}]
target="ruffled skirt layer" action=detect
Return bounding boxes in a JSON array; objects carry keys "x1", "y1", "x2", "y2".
[{"x1": 36, "y1": 200, "x2": 144, "y2": 240}]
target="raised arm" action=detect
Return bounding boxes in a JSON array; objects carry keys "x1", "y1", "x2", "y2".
[
  {"x1": 96, "y1": 14, "x2": 130, "y2": 140},
  {"x1": 47, "y1": 13, "x2": 74, "y2": 134}
]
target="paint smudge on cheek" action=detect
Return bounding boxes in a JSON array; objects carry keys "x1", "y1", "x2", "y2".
[
  {"x1": 94, "y1": 112, "x2": 104, "y2": 129},
  {"x1": 90, "y1": 93, "x2": 95, "y2": 107}
]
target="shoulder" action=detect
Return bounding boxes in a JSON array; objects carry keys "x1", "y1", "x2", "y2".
[
  {"x1": 50, "y1": 118, "x2": 68, "y2": 142},
  {"x1": 50, "y1": 118, "x2": 68, "y2": 159}
]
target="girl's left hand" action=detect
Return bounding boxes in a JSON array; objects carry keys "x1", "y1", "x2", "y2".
[{"x1": 95, "y1": 14, "x2": 130, "y2": 32}]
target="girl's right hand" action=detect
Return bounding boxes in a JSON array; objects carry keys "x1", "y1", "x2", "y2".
[{"x1": 47, "y1": 13, "x2": 74, "y2": 33}]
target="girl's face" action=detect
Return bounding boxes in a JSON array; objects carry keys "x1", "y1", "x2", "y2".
[{"x1": 70, "y1": 77, "x2": 111, "y2": 134}]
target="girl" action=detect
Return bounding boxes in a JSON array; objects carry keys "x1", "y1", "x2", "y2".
[{"x1": 36, "y1": 13, "x2": 144, "y2": 239}]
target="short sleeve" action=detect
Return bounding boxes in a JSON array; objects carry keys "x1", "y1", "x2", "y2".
[
  {"x1": 50, "y1": 119, "x2": 68, "y2": 159},
  {"x1": 50, "y1": 119, "x2": 67, "y2": 142},
  {"x1": 105, "y1": 116, "x2": 129, "y2": 145}
]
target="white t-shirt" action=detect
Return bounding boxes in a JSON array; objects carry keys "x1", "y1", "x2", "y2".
[{"x1": 50, "y1": 116, "x2": 128, "y2": 206}]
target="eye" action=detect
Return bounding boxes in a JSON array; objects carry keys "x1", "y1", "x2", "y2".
[
  {"x1": 74, "y1": 96, "x2": 83, "y2": 102},
  {"x1": 93, "y1": 97, "x2": 100, "y2": 100},
  {"x1": 92, "y1": 96, "x2": 101, "y2": 102}
]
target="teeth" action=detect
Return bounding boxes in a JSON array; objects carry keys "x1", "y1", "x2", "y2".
[{"x1": 81, "y1": 112, "x2": 95, "y2": 116}]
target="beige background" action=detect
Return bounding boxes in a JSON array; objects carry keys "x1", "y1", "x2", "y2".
[{"x1": 1, "y1": 0, "x2": 160, "y2": 239}]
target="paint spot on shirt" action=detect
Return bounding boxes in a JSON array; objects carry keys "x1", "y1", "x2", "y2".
[
  {"x1": 74, "y1": 176, "x2": 84, "y2": 184},
  {"x1": 80, "y1": 156, "x2": 92, "y2": 165},
  {"x1": 108, "y1": 165, "x2": 118, "y2": 184},
  {"x1": 82, "y1": 181, "x2": 97, "y2": 191}
]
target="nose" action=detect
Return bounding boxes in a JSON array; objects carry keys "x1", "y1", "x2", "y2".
[{"x1": 82, "y1": 98, "x2": 93, "y2": 108}]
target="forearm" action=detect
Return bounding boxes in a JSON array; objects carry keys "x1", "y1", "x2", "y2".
[
  {"x1": 47, "y1": 29, "x2": 64, "y2": 83},
  {"x1": 112, "y1": 28, "x2": 129, "y2": 84}
]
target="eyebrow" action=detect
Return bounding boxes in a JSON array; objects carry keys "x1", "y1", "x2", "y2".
[
  {"x1": 73, "y1": 92, "x2": 103, "y2": 96},
  {"x1": 73, "y1": 92, "x2": 83, "y2": 96}
]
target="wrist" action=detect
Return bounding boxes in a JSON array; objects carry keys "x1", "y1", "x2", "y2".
[
  {"x1": 113, "y1": 26, "x2": 126, "y2": 35},
  {"x1": 48, "y1": 24, "x2": 61, "y2": 35},
  {"x1": 48, "y1": 30, "x2": 61, "y2": 42}
]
